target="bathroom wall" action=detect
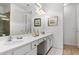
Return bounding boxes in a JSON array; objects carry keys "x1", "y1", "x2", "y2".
[
  {"x1": 77, "y1": 4, "x2": 79, "y2": 48},
  {"x1": 32, "y1": 3, "x2": 64, "y2": 54},
  {"x1": 64, "y1": 4, "x2": 77, "y2": 46}
]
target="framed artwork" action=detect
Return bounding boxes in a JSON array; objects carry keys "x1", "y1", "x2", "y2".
[
  {"x1": 34, "y1": 18, "x2": 41, "y2": 27},
  {"x1": 48, "y1": 16, "x2": 58, "y2": 26}
]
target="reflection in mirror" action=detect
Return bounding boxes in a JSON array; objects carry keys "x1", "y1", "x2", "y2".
[{"x1": 0, "y1": 3, "x2": 10, "y2": 36}]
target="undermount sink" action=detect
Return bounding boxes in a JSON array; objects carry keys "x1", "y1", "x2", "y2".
[{"x1": 4, "y1": 39, "x2": 23, "y2": 45}]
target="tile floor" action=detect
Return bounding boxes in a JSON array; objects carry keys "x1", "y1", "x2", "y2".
[{"x1": 63, "y1": 45, "x2": 79, "y2": 55}]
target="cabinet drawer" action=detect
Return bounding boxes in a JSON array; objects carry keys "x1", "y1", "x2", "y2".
[
  {"x1": 32, "y1": 40, "x2": 38, "y2": 49},
  {"x1": 38, "y1": 38, "x2": 44, "y2": 44},
  {"x1": 13, "y1": 44, "x2": 31, "y2": 55}
]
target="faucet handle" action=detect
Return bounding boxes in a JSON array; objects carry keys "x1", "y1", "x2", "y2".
[
  {"x1": 17, "y1": 36, "x2": 23, "y2": 39},
  {"x1": 8, "y1": 35, "x2": 12, "y2": 41}
]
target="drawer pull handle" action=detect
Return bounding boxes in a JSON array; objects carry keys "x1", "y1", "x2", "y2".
[{"x1": 34, "y1": 44, "x2": 36, "y2": 46}]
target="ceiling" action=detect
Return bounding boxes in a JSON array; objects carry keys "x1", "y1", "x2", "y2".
[
  {"x1": 64, "y1": 3, "x2": 78, "y2": 7},
  {"x1": 41, "y1": 3, "x2": 64, "y2": 13}
]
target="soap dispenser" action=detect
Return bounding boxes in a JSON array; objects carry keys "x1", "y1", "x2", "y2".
[{"x1": 32, "y1": 28, "x2": 36, "y2": 37}]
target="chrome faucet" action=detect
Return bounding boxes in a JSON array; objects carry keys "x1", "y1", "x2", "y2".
[{"x1": 8, "y1": 35, "x2": 12, "y2": 41}]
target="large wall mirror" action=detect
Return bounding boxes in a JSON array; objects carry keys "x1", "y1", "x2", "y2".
[
  {"x1": 10, "y1": 3, "x2": 32, "y2": 35},
  {"x1": 0, "y1": 3, "x2": 10, "y2": 36}
]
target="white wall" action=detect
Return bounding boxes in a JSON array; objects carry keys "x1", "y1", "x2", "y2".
[
  {"x1": 64, "y1": 4, "x2": 77, "y2": 46},
  {"x1": 77, "y1": 4, "x2": 79, "y2": 48}
]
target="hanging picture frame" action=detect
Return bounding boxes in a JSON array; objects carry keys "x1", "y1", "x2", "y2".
[
  {"x1": 34, "y1": 18, "x2": 41, "y2": 27},
  {"x1": 48, "y1": 16, "x2": 58, "y2": 26}
]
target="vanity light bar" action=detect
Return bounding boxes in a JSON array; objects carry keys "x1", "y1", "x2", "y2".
[
  {"x1": 1, "y1": 18, "x2": 9, "y2": 21},
  {"x1": 0, "y1": 14, "x2": 7, "y2": 17}
]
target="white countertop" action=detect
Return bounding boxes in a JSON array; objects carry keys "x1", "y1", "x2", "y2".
[{"x1": 0, "y1": 33, "x2": 53, "y2": 54}]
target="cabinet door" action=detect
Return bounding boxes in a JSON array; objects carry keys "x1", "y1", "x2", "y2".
[
  {"x1": 13, "y1": 44, "x2": 31, "y2": 55},
  {"x1": 0, "y1": 50, "x2": 13, "y2": 55},
  {"x1": 25, "y1": 48, "x2": 37, "y2": 55}
]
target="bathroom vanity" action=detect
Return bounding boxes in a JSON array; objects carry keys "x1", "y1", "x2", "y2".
[{"x1": 0, "y1": 33, "x2": 53, "y2": 55}]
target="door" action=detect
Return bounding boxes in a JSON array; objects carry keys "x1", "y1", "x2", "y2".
[{"x1": 64, "y1": 4, "x2": 77, "y2": 46}]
